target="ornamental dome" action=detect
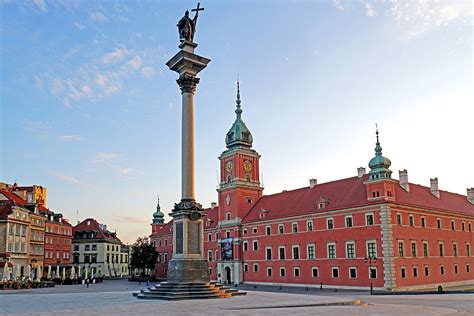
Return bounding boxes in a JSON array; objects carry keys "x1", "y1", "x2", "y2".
[
  {"x1": 152, "y1": 197, "x2": 165, "y2": 224},
  {"x1": 368, "y1": 128, "x2": 392, "y2": 180},
  {"x1": 225, "y1": 81, "x2": 253, "y2": 149}
]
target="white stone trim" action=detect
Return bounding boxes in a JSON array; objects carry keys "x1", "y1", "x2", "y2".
[{"x1": 380, "y1": 204, "x2": 396, "y2": 290}]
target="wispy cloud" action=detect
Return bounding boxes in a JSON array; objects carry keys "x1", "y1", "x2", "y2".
[
  {"x1": 92, "y1": 152, "x2": 143, "y2": 176},
  {"x1": 90, "y1": 9, "x2": 107, "y2": 22},
  {"x1": 23, "y1": 118, "x2": 50, "y2": 131},
  {"x1": 49, "y1": 170, "x2": 96, "y2": 190},
  {"x1": 332, "y1": 0, "x2": 346, "y2": 11},
  {"x1": 364, "y1": 1, "x2": 376, "y2": 17},
  {"x1": 57, "y1": 134, "x2": 84, "y2": 142},
  {"x1": 390, "y1": 0, "x2": 472, "y2": 38},
  {"x1": 74, "y1": 22, "x2": 85, "y2": 30},
  {"x1": 47, "y1": 47, "x2": 156, "y2": 107},
  {"x1": 33, "y1": 0, "x2": 47, "y2": 12},
  {"x1": 112, "y1": 214, "x2": 149, "y2": 224}
]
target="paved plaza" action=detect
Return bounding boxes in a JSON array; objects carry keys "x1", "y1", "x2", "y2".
[{"x1": 0, "y1": 280, "x2": 473, "y2": 315}]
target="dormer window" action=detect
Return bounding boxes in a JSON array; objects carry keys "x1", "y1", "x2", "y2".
[
  {"x1": 242, "y1": 132, "x2": 250, "y2": 142},
  {"x1": 319, "y1": 203, "x2": 324, "y2": 209},
  {"x1": 227, "y1": 132, "x2": 234, "y2": 143},
  {"x1": 317, "y1": 197, "x2": 329, "y2": 209}
]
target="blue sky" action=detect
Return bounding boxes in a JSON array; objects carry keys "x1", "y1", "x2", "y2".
[{"x1": 1, "y1": 0, "x2": 472, "y2": 243}]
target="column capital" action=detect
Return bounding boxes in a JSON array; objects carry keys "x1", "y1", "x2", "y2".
[{"x1": 177, "y1": 74, "x2": 200, "y2": 94}]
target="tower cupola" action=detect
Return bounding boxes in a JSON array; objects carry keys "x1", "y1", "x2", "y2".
[
  {"x1": 225, "y1": 81, "x2": 253, "y2": 149},
  {"x1": 368, "y1": 127, "x2": 392, "y2": 180},
  {"x1": 152, "y1": 196, "x2": 165, "y2": 224}
]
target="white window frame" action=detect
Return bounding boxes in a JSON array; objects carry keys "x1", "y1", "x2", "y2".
[
  {"x1": 267, "y1": 267, "x2": 272, "y2": 277},
  {"x1": 266, "y1": 225, "x2": 271, "y2": 235},
  {"x1": 265, "y1": 247, "x2": 272, "y2": 260},
  {"x1": 311, "y1": 267, "x2": 319, "y2": 278},
  {"x1": 345, "y1": 241, "x2": 356, "y2": 259},
  {"x1": 365, "y1": 212, "x2": 374, "y2": 226},
  {"x1": 278, "y1": 224, "x2": 284, "y2": 234},
  {"x1": 280, "y1": 267, "x2": 286, "y2": 277},
  {"x1": 307, "y1": 244, "x2": 315, "y2": 260},
  {"x1": 278, "y1": 246, "x2": 286, "y2": 260},
  {"x1": 366, "y1": 240, "x2": 377, "y2": 259},
  {"x1": 292, "y1": 245, "x2": 300, "y2": 260},
  {"x1": 349, "y1": 267, "x2": 357, "y2": 279},
  {"x1": 253, "y1": 263, "x2": 258, "y2": 272},
  {"x1": 327, "y1": 217, "x2": 334, "y2": 229},
  {"x1": 307, "y1": 220, "x2": 313, "y2": 232},
  {"x1": 243, "y1": 241, "x2": 248, "y2": 252},
  {"x1": 292, "y1": 222, "x2": 298, "y2": 233},
  {"x1": 327, "y1": 242, "x2": 336, "y2": 259},
  {"x1": 252, "y1": 240, "x2": 258, "y2": 251},
  {"x1": 331, "y1": 267, "x2": 339, "y2": 278},
  {"x1": 369, "y1": 266, "x2": 377, "y2": 279},
  {"x1": 293, "y1": 266, "x2": 300, "y2": 277},
  {"x1": 345, "y1": 215, "x2": 353, "y2": 228}
]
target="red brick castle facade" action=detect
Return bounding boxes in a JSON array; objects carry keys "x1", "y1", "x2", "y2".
[{"x1": 151, "y1": 85, "x2": 474, "y2": 291}]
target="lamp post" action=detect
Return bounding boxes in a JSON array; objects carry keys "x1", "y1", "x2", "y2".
[{"x1": 364, "y1": 256, "x2": 377, "y2": 294}]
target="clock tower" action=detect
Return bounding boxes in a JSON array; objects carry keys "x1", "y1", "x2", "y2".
[
  {"x1": 216, "y1": 80, "x2": 263, "y2": 284},
  {"x1": 217, "y1": 81, "x2": 263, "y2": 224}
]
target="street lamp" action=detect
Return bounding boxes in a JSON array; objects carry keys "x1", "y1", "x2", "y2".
[{"x1": 364, "y1": 256, "x2": 377, "y2": 294}]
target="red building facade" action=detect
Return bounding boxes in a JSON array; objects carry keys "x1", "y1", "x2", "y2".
[
  {"x1": 151, "y1": 87, "x2": 474, "y2": 291},
  {"x1": 43, "y1": 211, "x2": 73, "y2": 278}
]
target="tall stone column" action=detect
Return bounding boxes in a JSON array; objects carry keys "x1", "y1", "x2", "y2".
[{"x1": 166, "y1": 40, "x2": 210, "y2": 283}]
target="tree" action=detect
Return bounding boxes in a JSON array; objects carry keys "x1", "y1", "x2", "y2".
[{"x1": 130, "y1": 237, "x2": 158, "y2": 276}]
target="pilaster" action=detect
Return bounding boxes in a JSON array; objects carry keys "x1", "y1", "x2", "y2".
[{"x1": 380, "y1": 204, "x2": 396, "y2": 290}]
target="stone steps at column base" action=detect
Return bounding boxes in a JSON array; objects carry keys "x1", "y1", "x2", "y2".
[{"x1": 135, "y1": 282, "x2": 246, "y2": 300}]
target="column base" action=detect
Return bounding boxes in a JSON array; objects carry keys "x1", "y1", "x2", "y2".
[{"x1": 167, "y1": 258, "x2": 210, "y2": 283}]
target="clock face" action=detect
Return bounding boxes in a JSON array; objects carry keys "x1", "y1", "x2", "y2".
[
  {"x1": 243, "y1": 160, "x2": 253, "y2": 172},
  {"x1": 225, "y1": 161, "x2": 232, "y2": 173}
]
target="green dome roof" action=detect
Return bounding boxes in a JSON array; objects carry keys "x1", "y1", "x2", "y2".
[
  {"x1": 225, "y1": 81, "x2": 253, "y2": 149},
  {"x1": 153, "y1": 197, "x2": 164, "y2": 224},
  {"x1": 368, "y1": 129, "x2": 392, "y2": 180}
]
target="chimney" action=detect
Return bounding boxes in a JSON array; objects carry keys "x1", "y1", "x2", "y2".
[
  {"x1": 430, "y1": 178, "x2": 440, "y2": 198},
  {"x1": 309, "y1": 178, "x2": 317, "y2": 188},
  {"x1": 357, "y1": 167, "x2": 366, "y2": 178},
  {"x1": 467, "y1": 188, "x2": 474, "y2": 204},
  {"x1": 211, "y1": 202, "x2": 217, "y2": 208},
  {"x1": 399, "y1": 169, "x2": 410, "y2": 192}
]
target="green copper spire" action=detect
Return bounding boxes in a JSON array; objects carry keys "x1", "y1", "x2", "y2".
[
  {"x1": 225, "y1": 80, "x2": 253, "y2": 149},
  {"x1": 368, "y1": 125, "x2": 392, "y2": 180},
  {"x1": 152, "y1": 195, "x2": 165, "y2": 224}
]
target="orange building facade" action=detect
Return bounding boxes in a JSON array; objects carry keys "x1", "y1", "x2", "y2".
[{"x1": 151, "y1": 87, "x2": 474, "y2": 291}]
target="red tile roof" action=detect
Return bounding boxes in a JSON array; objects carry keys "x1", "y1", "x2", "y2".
[
  {"x1": 73, "y1": 218, "x2": 122, "y2": 242},
  {"x1": 242, "y1": 176, "x2": 474, "y2": 223}
]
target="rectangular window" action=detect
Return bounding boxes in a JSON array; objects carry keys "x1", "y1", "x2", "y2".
[
  {"x1": 278, "y1": 224, "x2": 284, "y2": 234},
  {"x1": 413, "y1": 267, "x2": 418, "y2": 277},
  {"x1": 266, "y1": 226, "x2": 271, "y2": 235},
  {"x1": 253, "y1": 240, "x2": 258, "y2": 251},
  {"x1": 370, "y1": 267, "x2": 377, "y2": 279},
  {"x1": 346, "y1": 242, "x2": 355, "y2": 259},
  {"x1": 253, "y1": 227, "x2": 257, "y2": 234},
  {"x1": 453, "y1": 243, "x2": 458, "y2": 257},
  {"x1": 332, "y1": 267, "x2": 339, "y2": 278},
  {"x1": 409, "y1": 215, "x2": 414, "y2": 226},
  {"x1": 280, "y1": 267, "x2": 286, "y2": 277},
  {"x1": 398, "y1": 241, "x2": 404, "y2": 257},
  {"x1": 244, "y1": 263, "x2": 248, "y2": 272},
  {"x1": 421, "y1": 217, "x2": 426, "y2": 228},
  {"x1": 366, "y1": 213, "x2": 374, "y2": 226},
  {"x1": 226, "y1": 231, "x2": 231, "y2": 239},
  {"x1": 294, "y1": 267, "x2": 300, "y2": 277},
  {"x1": 208, "y1": 233, "x2": 212, "y2": 241},
  {"x1": 279, "y1": 246, "x2": 285, "y2": 260},
  {"x1": 349, "y1": 267, "x2": 357, "y2": 279},
  {"x1": 423, "y1": 242, "x2": 428, "y2": 257},
  {"x1": 439, "y1": 243, "x2": 444, "y2": 257},
  {"x1": 467, "y1": 264, "x2": 470, "y2": 273},
  {"x1": 454, "y1": 265, "x2": 458, "y2": 274},
  {"x1": 397, "y1": 214, "x2": 402, "y2": 225},
  {"x1": 267, "y1": 267, "x2": 272, "y2": 277},
  {"x1": 74, "y1": 245, "x2": 79, "y2": 251},
  {"x1": 327, "y1": 218, "x2": 334, "y2": 229},
  {"x1": 462, "y1": 222, "x2": 465, "y2": 231},
  {"x1": 469, "y1": 223, "x2": 472, "y2": 232},
  {"x1": 243, "y1": 241, "x2": 248, "y2": 252},
  {"x1": 467, "y1": 244, "x2": 471, "y2": 256},
  {"x1": 411, "y1": 242, "x2": 417, "y2": 257},
  {"x1": 92, "y1": 244, "x2": 97, "y2": 251},
  {"x1": 208, "y1": 250, "x2": 212, "y2": 261},
  {"x1": 440, "y1": 265, "x2": 445, "y2": 275},
  {"x1": 345, "y1": 216, "x2": 353, "y2": 228},
  {"x1": 307, "y1": 220, "x2": 313, "y2": 232},
  {"x1": 243, "y1": 229, "x2": 247, "y2": 235},
  {"x1": 292, "y1": 245, "x2": 300, "y2": 260},
  {"x1": 307, "y1": 244, "x2": 315, "y2": 260},
  {"x1": 292, "y1": 222, "x2": 298, "y2": 233},
  {"x1": 424, "y1": 266, "x2": 429, "y2": 276},
  {"x1": 85, "y1": 245, "x2": 90, "y2": 251},
  {"x1": 451, "y1": 220, "x2": 455, "y2": 231},
  {"x1": 266, "y1": 247, "x2": 272, "y2": 260},
  {"x1": 401, "y1": 267, "x2": 406, "y2": 278},
  {"x1": 253, "y1": 264, "x2": 258, "y2": 272},
  {"x1": 327, "y1": 243, "x2": 336, "y2": 259},
  {"x1": 312, "y1": 267, "x2": 319, "y2": 278},
  {"x1": 367, "y1": 241, "x2": 377, "y2": 258},
  {"x1": 437, "y1": 218, "x2": 441, "y2": 229}
]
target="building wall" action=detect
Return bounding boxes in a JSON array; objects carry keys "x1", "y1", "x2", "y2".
[
  {"x1": 391, "y1": 207, "x2": 474, "y2": 290},
  {"x1": 44, "y1": 220, "x2": 72, "y2": 269}
]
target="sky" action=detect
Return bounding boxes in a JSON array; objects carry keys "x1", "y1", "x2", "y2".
[{"x1": 1, "y1": 0, "x2": 472, "y2": 244}]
